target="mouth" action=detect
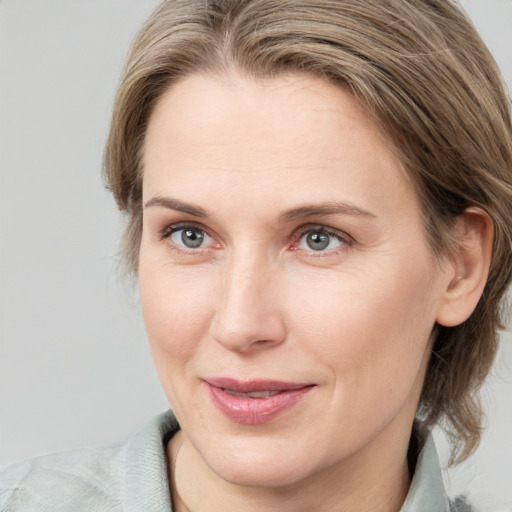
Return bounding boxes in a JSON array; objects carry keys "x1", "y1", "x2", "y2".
[{"x1": 203, "y1": 377, "x2": 316, "y2": 424}]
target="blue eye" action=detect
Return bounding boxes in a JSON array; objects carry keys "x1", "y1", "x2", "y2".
[
  {"x1": 298, "y1": 229, "x2": 344, "y2": 252},
  {"x1": 170, "y1": 227, "x2": 211, "y2": 249}
]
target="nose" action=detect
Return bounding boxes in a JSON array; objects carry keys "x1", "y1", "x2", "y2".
[{"x1": 209, "y1": 252, "x2": 287, "y2": 353}]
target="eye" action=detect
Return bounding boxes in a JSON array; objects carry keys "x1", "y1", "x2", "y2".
[
  {"x1": 296, "y1": 227, "x2": 348, "y2": 253},
  {"x1": 168, "y1": 226, "x2": 212, "y2": 249}
]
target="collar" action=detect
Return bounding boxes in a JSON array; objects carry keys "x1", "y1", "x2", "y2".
[
  {"x1": 121, "y1": 410, "x2": 178, "y2": 512},
  {"x1": 401, "y1": 429, "x2": 451, "y2": 511}
]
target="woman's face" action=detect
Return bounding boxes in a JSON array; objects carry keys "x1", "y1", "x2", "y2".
[{"x1": 139, "y1": 73, "x2": 453, "y2": 488}]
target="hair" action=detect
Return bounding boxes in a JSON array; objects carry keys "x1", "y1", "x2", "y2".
[{"x1": 103, "y1": 0, "x2": 512, "y2": 463}]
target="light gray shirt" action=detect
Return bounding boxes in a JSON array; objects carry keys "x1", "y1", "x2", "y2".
[{"x1": 0, "y1": 410, "x2": 472, "y2": 511}]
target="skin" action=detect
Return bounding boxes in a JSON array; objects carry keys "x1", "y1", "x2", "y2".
[{"x1": 138, "y1": 72, "x2": 490, "y2": 511}]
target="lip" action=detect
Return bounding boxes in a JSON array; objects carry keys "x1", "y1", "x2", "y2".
[{"x1": 204, "y1": 377, "x2": 315, "y2": 425}]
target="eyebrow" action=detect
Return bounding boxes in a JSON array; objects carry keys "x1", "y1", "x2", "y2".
[
  {"x1": 144, "y1": 195, "x2": 376, "y2": 222},
  {"x1": 279, "y1": 202, "x2": 376, "y2": 222},
  {"x1": 144, "y1": 196, "x2": 207, "y2": 217}
]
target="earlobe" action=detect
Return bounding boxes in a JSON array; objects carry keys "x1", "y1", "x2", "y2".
[{"x1": 436, "y1": 208, "x2": 494, "y2": 327}]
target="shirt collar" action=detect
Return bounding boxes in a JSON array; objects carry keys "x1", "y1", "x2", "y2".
[
  {"x1": 401, "y1": 430, "x2": 451, "y2": 511},
  {"x1": 121, "y1": 410, "x2": 178, "y2": 512}
]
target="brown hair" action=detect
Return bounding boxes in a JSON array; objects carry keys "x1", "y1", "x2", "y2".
[{"x1": 103, "y1": 0, "x2": 512, "y2": 463}]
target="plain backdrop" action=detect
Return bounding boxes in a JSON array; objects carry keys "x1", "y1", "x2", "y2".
[{"x1": 1, "y1": 1, "x2": 511, "y2": 510}]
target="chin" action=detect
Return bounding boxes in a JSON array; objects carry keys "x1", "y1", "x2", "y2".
[
  {"x1": 214, "y1": 457, "x2": 312, "y2": 489},
  {"x1": 199, "y1": 433, "x2": 322, "y2": 489}
]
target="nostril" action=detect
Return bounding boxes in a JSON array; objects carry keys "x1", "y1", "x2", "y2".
[{"x1": 254, "y1": 339, "x2": 273, "y2": 346}]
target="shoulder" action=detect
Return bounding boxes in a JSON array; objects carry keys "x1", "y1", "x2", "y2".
[
  {"x1": 0, "y1": 441, "x2": 126, "y2": 511},
  {"x1": 0, "y1": 410, "x2": 179, "y2": 512}
]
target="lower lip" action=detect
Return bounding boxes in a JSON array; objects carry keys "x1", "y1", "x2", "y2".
[{"x1": 206, "y1": 383, "x2": 314, "y2": 425}]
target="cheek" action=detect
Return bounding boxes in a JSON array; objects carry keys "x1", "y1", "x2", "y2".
[
  {"x1": 138, "y1": 258, "x2": 217, "y2": 377},
  {"x1": 287, "y1": 260, "x2": 438, "y2": 398}
]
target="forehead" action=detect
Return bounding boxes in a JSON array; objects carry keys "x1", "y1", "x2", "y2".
[
  {"x1": 142, "y1": 72, "x2": 419, "y2": 221},
  {"x1": 145, "y1": 72, "x2": 387, "y2": 163}
]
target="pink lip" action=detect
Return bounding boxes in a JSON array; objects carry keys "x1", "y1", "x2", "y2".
[{"x1": 204, "y1": 377, "x2": 315, "y2": 425}]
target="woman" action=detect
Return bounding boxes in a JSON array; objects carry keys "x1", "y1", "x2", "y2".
[{"x1": 1, "y1": 0, "x2": 511, "y2": 510}]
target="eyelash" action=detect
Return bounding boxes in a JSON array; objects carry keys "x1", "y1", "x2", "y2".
[{"x1": 159, "y1": 222, "x2": 353, "y2": 257}]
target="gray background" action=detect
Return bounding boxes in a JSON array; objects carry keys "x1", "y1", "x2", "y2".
[{"x1": 0, "y1": 1, "x2": 511, "y2": 510}]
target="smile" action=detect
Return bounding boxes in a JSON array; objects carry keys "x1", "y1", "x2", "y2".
[{"x1": 204, "y1": 378, "x2": 315, "y2": 425}]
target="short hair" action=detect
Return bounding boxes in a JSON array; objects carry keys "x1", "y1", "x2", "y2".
[{"x1": 103, "y1": 0, "x2": 512, "y2": 463}]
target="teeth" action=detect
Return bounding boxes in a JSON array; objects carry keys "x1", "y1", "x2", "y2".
[
  {"x1": 247, "y1": 390, "x2": 278, "y2": 398},
  {"x1": 223, "y1": 389, "x2": 280, "y2": 398}
]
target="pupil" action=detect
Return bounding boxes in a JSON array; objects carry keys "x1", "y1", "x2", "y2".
[
  {"x1": 307, "y1": 231, "x2": 329, "y2": 251},
  {"x1": 182, "y1": 229, "x2": 204, "y2": 248}
]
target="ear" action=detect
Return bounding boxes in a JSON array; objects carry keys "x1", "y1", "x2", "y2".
[{"x1": 436, "y1": 208, "x2": 494, "y2": 327}]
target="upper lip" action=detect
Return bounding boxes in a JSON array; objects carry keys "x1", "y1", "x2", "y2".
[{"x1": 204, "y1": 377, "x2": 314, "y2": 393}]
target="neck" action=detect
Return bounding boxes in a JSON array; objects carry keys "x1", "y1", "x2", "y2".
[{"x1": 168, "y1": 423, "x2": 413, "y2": 512}]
